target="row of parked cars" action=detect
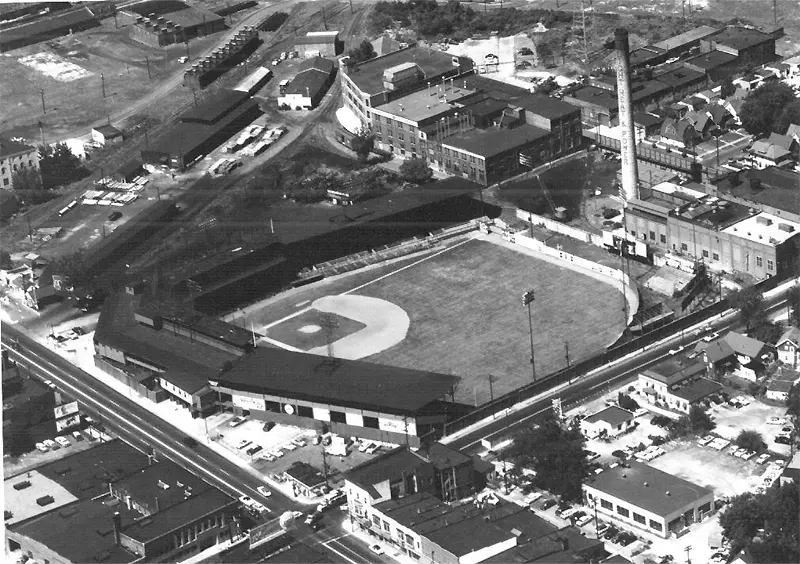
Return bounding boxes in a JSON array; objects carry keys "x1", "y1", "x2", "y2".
[
  {"x1": 36, "y1": 431, "x2": 86, "y2": 452},
  {"x1": 46, "y1": 327, "x2": 86, "y2": 346}
]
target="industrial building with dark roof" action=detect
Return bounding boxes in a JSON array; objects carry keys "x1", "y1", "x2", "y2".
[
  {"x1": 277, "y1": 57, "x2": 337, "y2": 110},
  {"x1": 213, "y1": 347, "x2": 460, "y2": 447},
  {"x1": 5, "y1": 443, "x2": 240, "y2": 564},
  {"x1": 584, "y1": 461, "x2": 715, "y2": 538},
  {"x1": 0, "y1": 6, "x2": 99, "y2": 52}
]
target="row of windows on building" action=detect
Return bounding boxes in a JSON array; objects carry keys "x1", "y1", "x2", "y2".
[
  {"x1": 598, "y1": 497, "x2": 663, "y2": 532},
  {"x1": 629, "y1": 228, "x2": 775, "y2": 271},
  {"x1": 240, "y1": 398, "x2": 394, "y2": 430},
  {"x1": 1, "y1": 159, "x2": 36, "y2": 186},
  {"x1": 172, "y1": 513, "x2": 226, "y2": 549},
  {"x1": 369, "y1": 514, "x2": 420, "y2": 553}
]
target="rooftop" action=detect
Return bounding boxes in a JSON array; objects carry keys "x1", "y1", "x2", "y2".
[
  {"x1": 36, "y1": 439, "x2": 151, "y2": 500},
  {"x1": 669, "y1": 194, "x2": 753, "y2": 230},
  {"x1": 234, "y1": 66, "x2": 272, "y2": 93},
  {"x1": 420, "y1": 441, "x2": 472, "y2": 470},
  {"x1": 655, "y1": 66, "x2": 706, "y2": 89},
  {"x1": 375, "y1": 493, "x2": 516, "y2": 556},
  {"x1": 723, "y1": 331, "x2": 766, "y2": 358},
  {"x1": 114, "y1": 459, "x2": 212, "y2": 514},
  {"x1": 716, "y1": 167, "x2": 800, "y2": 217},
  {"x1": 684, "y1": 50, "x2": 739, "y2": 70},
  {"x1": 443, "y1": 124, "x2": 550, "y2": 159},
  {"x1": 712, "y1": 26, "x2": 773, "y2": 51},
  {"x1": 216, "y1": 347, "x2": 460, "y2": 415},
  {"x1": 584, "y1": 406, "x2": 635, "y2": 427},
  {"x1": 515, "y1": 93, "x2": 580, "y2": 120},
  {"x1": 585, "y1": 461, "x2": 713, "y2": 518},
  {"x1": 373, "y1": 84, "x2": 473, "y2": 123},
  {"x1": 346, "y1": 46, "x2": 463, "y2": 95},
  {"x1": 297, "y1": 56, "x2": 335, "y2": 75},
  {"x1": 179, "y1": 89, "x2": 250, "y2": 124},
  {"x1": 345, "y1": 448, "x2": 429, "y2": 493},
  {"x1": 697, "y1": 338, "x2": 735, "y2": 363},
  {"x1": 721, "y1": 212, "x2": 799, "y2": 246},
  {"x1": 778, "y1": 326, "x2": 800, "y2": 346},
  {"x1": 4, "y1": 470, "x2": 78, "y2": 527},
  {"x1": 670, "y1": 377, "x2": 723, "y2": 403},
  {"x1": 0, "y1": 7, "x2": 98, "y2": 46},
  {"x1": 94, "y1": 292, "x2": 241, "y2": 394},
  {"x1": 284, "y1": 68, "x2": 332, "y2": 98},
  {"x1": 566, "y1": 85, "x2": 619, "y2": 111},
  {"x1": 652, "y1": 25, "x2": 721, "y2": 52},
  {"x1": 768, "y1": 379, "x2": 794, "y2": 393},
  {"x1": 0, "y1": 136, "x2": 36, "y2": 158},
  {"x1": 643, "y1": 357, "x2": 706, "y2": 385},
  {"x1": 122, "y1": 488, "x2": 235, "y2": 543},
  {"x1": 629, "y1": 47, "x2": 667, "y2": 67},
  {"x1": 8, "y1": 497, "x2": 139, "y2": 564},
  {"x1": 284, "y1": 462, "x2": 327, "y2": 489}
]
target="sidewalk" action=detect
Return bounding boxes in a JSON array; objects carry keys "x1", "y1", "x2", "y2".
[{"x1": 339, "y1": 517, "x2": 416, "y2": 564}]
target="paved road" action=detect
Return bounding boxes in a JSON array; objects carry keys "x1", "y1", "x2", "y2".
[{"x1": 0, "y1": 323, "x2": 388, "y2": 564}]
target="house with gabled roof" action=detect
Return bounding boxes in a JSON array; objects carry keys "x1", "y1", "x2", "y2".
[
  {"x1": 724, "y1": 331, "x2": 771, "y2": 381},
  {"x1": 581, "y1": 406, "x2": 635, "y2": 438},
  {"x1": 776, "y1": 326, "x2": 800, "y2": 369},
  {"x1": 660, "y1": 117, "x2": 698, "y2": 148}
]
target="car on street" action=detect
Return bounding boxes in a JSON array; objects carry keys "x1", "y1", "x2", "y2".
[
  {"x1": 292, "y1": 510, "x2": 303, "y2": 520},
  {"x1": 369, "y1": 544, "x2": 385, "y2": 555},
  {"x1": 239, "y1": 495, "x2": 255, "y2": 508},
  {"x1": 108, "y1": 211, "x2": 123, "y2": 222},
  {"x1": 182, "y1": 436, "x2": 198, "y2": 448},
  {"x1": 178, "y1": 56, "x2": 188, "y2": 63},
  {"x1": 309, "y1": 521, "x2": 325, "y2": 531},
  {"x1": 540, "y1": 499, "x2": 556, "y2": 510},
  {"x1": 305, "y1": 511, "x2": 322, "y2": 525},
  {"x1": 251, "y1": 502, "x2": 268, "y2": 515},
  {"x1": 257, "y1": 486, "x2": 272, "y2": 497},
  {"x1": 35, "y1": 442, "x2": 49, "y2": 453},
  {"x1": 55, "y1": 436, "x2": 71, "y2": 448}
]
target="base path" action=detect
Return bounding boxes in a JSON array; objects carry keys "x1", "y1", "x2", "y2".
[{"x1": 306, "y1": 295, "x2": 410, "y2": 359}]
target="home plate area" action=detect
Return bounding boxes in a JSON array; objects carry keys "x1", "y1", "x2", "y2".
[{"x1": 263, "y1": 295, "x2": 411, "y2": 359}]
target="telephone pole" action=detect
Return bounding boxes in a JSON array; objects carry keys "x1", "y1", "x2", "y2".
[
  {"x1": 40, "y1": 88, "x2": 46, "y2": 114},
  {"x1": 101, "y1": 73, "x2": 106, "y2": 98},
  {"x1": 522, "y1": 290, "x2": 536, "y2": 381},
  {"x1": 145, "y1": 56, "x2": 151, "y2": 79}
]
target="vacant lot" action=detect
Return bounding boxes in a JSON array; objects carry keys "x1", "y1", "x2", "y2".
[{"x1": 708, "y1": 399, "x2": 793, "y2": 457}]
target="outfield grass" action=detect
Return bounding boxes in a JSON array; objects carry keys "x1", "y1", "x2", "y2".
[{"x1": 354, "y1": 237, "x2": 626, "y2": 405}]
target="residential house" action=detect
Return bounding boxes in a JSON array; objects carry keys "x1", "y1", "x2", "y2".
[
  {"x1": 708, "y1": 104, "x2": 734, "y2": 130},
  {"x1": 748, "y1": 139, "x2": 794, "y2": 168},
  {"x1": 724, "y1": 331, "x2": 770, "y2": 381},
  {"x1": 637, "y1": 355, "x2": 722, "y2": 413},
  {"x1": 581, "y1": 406, "x2": 635, "y2": 439},
  {"x1": 767, "y1": 132, "x2": 798, "y2": 157},
  {"x1": 776, "y1": 327, "x2": 800, "y2": 369},
  {"x1": 685, "y1": 110, "x2": 715, "y2": 140},
  {"x1": 765, "y1": 375, "x2": 796, "y2": 402},
  {"x1": 660, "y1": 117, "x2": 698, "y2": 149},
  {"x1": 785, "y1": 123, "x2": 800, "y2": 144},
  {"x1": 0, "y1": 136, "x2": 39, "y2": 190}
]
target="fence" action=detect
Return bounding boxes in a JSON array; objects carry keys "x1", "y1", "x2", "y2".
[{"x1": 515, "y1": 208, "x2": 604, "y2": 247}]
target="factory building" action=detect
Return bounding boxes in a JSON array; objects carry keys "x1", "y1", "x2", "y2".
[
  {"x1": 126, "y1": 2, "x2": 224, "y2": 47},
  {"x1": 294, "y1": 30, "x2": 342, "y2": 58}
]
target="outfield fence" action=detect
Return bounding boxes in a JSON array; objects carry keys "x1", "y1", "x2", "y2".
[{"x1": 515, "y1": 208, "x2": 604, "y2": 247}]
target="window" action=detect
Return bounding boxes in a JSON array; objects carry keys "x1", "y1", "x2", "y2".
[
  {"x1": 713, "y1": 252, "x2": 719, "y2": 261},
  {"x1": 633, "y1": 513, "x2": 646, "y2": 524},
  {"x1": 650, "y1": 231, "x2": 656, "y2": 240},
  {"x1": 296, "y1": 405, "x2": 312, "y2": 418},
  {"x1": 767, "y1": 259, "x2": 774, "y2": 271},
  {"x1": 649, "y1": 519, "x2": 663, "y2": 531},
  {"x1": 702, "y1": 250, "x2": 709, "y2": 258},
  {"x1": 616, "y1": 506, "x2": 630, "y2": 518},
  {"x1": 630, "y1": 230, "x2": 636, "y2": 237},
  {"x1": 2, "y1": 179, "x2": 7, "y2": 186},
  {"x1": 756, "y1": 256, "x2": 763, "y2": 267},
  {"x1": 398, "y1": 132, "x2": 404, "y2": 141},
  {"x1": 1, "y1": 167, "x2": 5, "y2": 174},
  {"x1": 681, "y1": 243, "x2": 688, "y2": 251},
  {"x1": 405, "y1": 533, "x2": 414, "y2": 545},
  {"x1": 600, "y1": 499, "x2": 612, "y2": 510},
  {"x1": 660, "y1": 234, "x2": 667, "y2": 244},
  {"x1": 28, "y1": 160, "x2": 32, "y2": 166},
  {"x1": 372, "y1": 515, "x2": 380, "y2": 527},
  {"x1": 330, "y1": 410, "x2": 346, "y2": 424},
  {"x1": 12, "y1": 164, "x2": 17, "y2": 171},
  {"x1": 383, "y1": 520, "x2": 390, "y2": 532},
  {"x1": 363, "y1": 415, "x2": 379, "y2": 429}
]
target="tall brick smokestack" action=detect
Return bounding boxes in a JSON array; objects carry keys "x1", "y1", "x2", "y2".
[{"x1": 615, "y1": 28, "x2": 639, "y2": 203}]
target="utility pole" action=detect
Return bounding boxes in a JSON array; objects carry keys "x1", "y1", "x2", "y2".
[
  {"x1": 348, "y1": 0, "x2": 353, "y2": 14},
  {"x1": 322, "y1": 7, "x2": 328, "y2": 31},
  {"x1": 522, "y1": 290, "x2": 536, "y2": 381},
  {"x1": 145, "y1": 56, "x2": 152, "y2": 79},
  {"x1": 684, "y1": 545, "x2": 692, "y2": 564},
  {"x1": 38, "y1": 121, "x2": 45, "y2": 147},
  {"x1": 564, "y1": 341, "x2": 570, "y2": 368},
  {"x1": 191, "y1": 88, "x2": 198, "y2": 107},
  {"x1": 27, "y1": 215, "x2": 33, "y2": 242},
  {"x1": 40, "y1": 88, "x2": 46, "y2": 114},
  {"x1": 185, "y1": 41, "x2": 190, "y2": 60},
  {"x1": 101, "y1": 73, "x2": 106, "y2": 98}
]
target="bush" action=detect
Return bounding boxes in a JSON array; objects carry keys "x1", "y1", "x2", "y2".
[
  {"x1": 735, "y1": 429, "x2": 764, "y2": 452},
  {"x1": 611, "y1": 449, "x2": 627, "y2": 459},
  {"x1": 618, "y1": 393, "x2": 639, "y2": 412}
]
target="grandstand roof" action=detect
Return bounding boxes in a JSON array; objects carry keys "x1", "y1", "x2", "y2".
[{"x1": 215, "y1": 348, "x2": 460, "y2": 416}]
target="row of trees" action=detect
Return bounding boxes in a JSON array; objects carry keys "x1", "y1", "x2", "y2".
[{"x1": 11, "y1": 142, "x2": 88, "y2": 206}]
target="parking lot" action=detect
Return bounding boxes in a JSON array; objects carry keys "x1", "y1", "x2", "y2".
[
  {"x1": 206, "y1": 414, "x2": 391, "y2": 488},
  {"x1": 707, "y1": 398, "x2": 793, "y2": 457}
]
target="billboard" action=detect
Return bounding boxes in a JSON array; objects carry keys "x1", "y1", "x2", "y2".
[
  {"x1": 54, "y1": 401, "x2": 79, "y2": 419},
  {"x1": 233, "y1": 394, "x2": 266, "y2": 412},
  {"x1": 249, "y1": 518, "x2": 287, "y2": 550},
  {"x1": 56, "y1": 413, "x2": 82, "y2": 432}
]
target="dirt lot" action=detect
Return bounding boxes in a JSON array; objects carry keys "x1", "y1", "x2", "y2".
[{"x1": 707, "y1": 398, "x2": 793, "y2": 457}]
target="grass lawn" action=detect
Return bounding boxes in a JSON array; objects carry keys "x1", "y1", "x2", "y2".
[{"x1": 354, "y1": 237, "x2": 625, "y2": 405}]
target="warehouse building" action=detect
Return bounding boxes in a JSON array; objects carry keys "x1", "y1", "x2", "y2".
[
  {"x1": 211, "y1": 347, "x2": 460, "y2": 447},
  {"x1": 141, "y1": 89, "x2": 262, "y2": 170},
  {"x1": 0, "y1": 136, "x2": 39, "y2": 189},
  {"x1": 276, "y1": 57, "x2": 337, "y2": 110},
  {"x1": 125, "y1": 1, "x2": 224, "y2": 47},
  {"x1": 0, "y1": 6, "x2": 99, "y2": 52},
  {"x1": 233, "y1": 66, "x2": 273, "y2": 95},
  {"x1": 712, "y1": 167, "x2": 800, "y2": 223},
  {"x1": 701, "y1": 26, "x2": 778, "y2": 67},
  {"x1": 583, "y1": 461, "x2": 715, "y2": 538},
  {"x1": 294, "y1": 30, "x2": 342, "y2": 58}
]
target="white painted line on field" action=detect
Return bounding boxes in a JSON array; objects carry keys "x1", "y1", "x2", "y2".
[
  {"x1": 296, "y1": 300, "x2": 310, "y2": 308},
  {"x1": 343, "y1": 235, "x2": 477, "y2": 296},
  {"x1": 258, "y1": 335, "x2": 305, "y2": 353}
]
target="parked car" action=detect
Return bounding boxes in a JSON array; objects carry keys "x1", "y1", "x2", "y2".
[
  {"x1": 540, "y1": 499, "x2": 557, "y2": 510},
  {"x1": 257, "y1": 486, "x2": 272, "y2": 497},
  {"x1": 246, "y1": 445, "x2": 263, "y2": 456},
  {"x1": 617, "y1": 532, "x2": 637, "y2": 546},
  {"x1": 72, "y1": 431, "x2": 85, "y2": 441},
  {"x1": 767, "y1": 416, "x2": 788, "y2": 425},
  {"x1": 369, "y1": 544, "x2": 384, "y2": 555},
  {"x1": 239, "y1": 495, "x2": 255, "y2": 508},
  {"x1": 35, "y1": 442, "x2": 49, "y2": 453},
  {"x1": 756, "y1": 453, "x2": 770, "y2": 465},
  {"x1": 55, "y1": 436, "x2": 71, "y2": 448},
  {"x1": 775, "y1": 435, "x2": 792, "y2": 445},
  {"x1": 603, "y1": 526, "x2": 619, "y2": 540},
  {"x1": 262, "y1": 421, "x2": 276, "y2": 432},
  {"x1": 229, "y1": 416, "x2": 247, "y2": 427},
  {"x1": 251, "y1": 502, "x2": 268, "y2": 515}
]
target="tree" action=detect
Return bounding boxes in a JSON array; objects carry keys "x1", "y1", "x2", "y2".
[
  {"x1": 347, "y1": 39, "x2": 377, "y2": 64},
  {"x1": 720, "y1": 77, "x2": 736, "y2": 99},
  {"x1": 0, "y1": 250, "x2": 13, "y2": 270},
  {"x1": 739, "y1": 83, "x2": 799, "y2": 137},
  {"x1": 788, "y1": 286, "x2": 800, "y2": 328},
  {"x1": 617, "y1": 392, "x2": 639, "y2": 412},
  {"x1": 38, "y1": 142, "x2": 88, "y2": 190},
  {"x1": 350, "y1": 128, "x2": 375, "y2": 163},
  {"x1": 720, "y1": 492, "x2": 766, "y2": 554},
  {"x1": 735, "y1": 429, "x2": 763, "y2": 452},
  {"x1": 786, "y1": 384, "x2": 800, "y2": 418},
  {"x1": 52, "y1": 250, "x2": 91, "y2": 291},
  {"x1": 727, "y1": 285, "x2": 767, "y2": 329},
  {"x1": 670, "y1": 405, "x2": 715, "y2": 438},
  {"x1": 399, "y1": 157, "x2": 434, "y2": 184},
  {"x1": 749, "y1": 321, "x2": 784, "y2": 345},
  {"x1": 11, "y1": 165, "x2": 50, "y2": 205}
]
